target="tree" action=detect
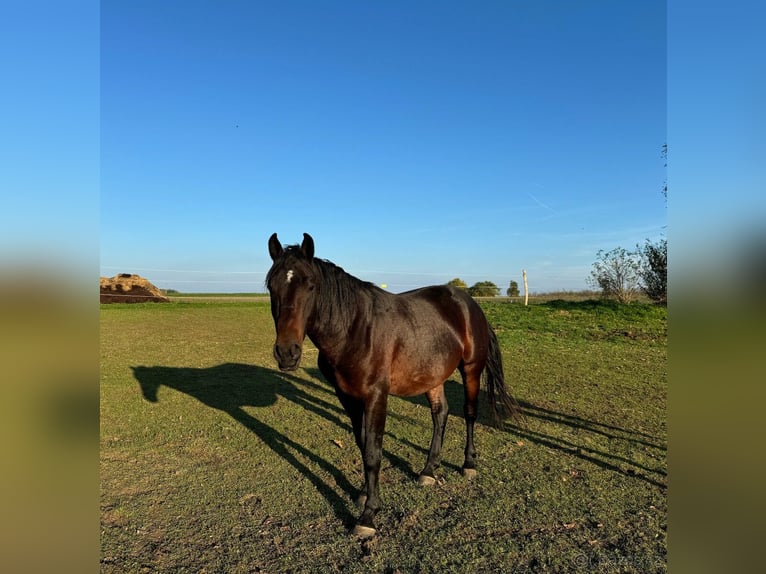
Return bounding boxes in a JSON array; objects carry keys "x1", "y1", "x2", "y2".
[
  {"x1": 468, "y1": 281, "x2": 500, "y2": 297},
  {"x1": 447, "y1": 278, "x2": 468, "y2": 291},
  {"x1": 587, "y1": 247, "x2": 640, "y2": 304},
  {"x1": 637, "y1": 238, "x2": 667, "y2": 304},
  {"x1": 506, "y1": 280, "x2": 520, "y2": 297}
]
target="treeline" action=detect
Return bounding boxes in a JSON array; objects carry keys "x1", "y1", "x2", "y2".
[
  {"x1": 446, "y1": 235, "x2": 667, "y2": 305},
  {"x1": 446, "y1": 278, "x2": 512, "y2": 297}
]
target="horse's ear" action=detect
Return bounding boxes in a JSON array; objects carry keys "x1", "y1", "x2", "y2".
[
  {"x1": 268, "y1": 233, "x2": 283, "y2": 260},
  {"x1": 301, "y1": 233, "x2": 315, "y2": 260}
]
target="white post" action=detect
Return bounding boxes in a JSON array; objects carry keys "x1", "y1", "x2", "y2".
[{"x1": 523, "y1": 269, "x2": 528, "y2": 306}]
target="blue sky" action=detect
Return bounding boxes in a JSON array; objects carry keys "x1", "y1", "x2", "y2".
[
  {"x1": 1, "y1": 1, "x2": 98, "y2": 272},
  {"x1": 3, "y1": 2, "x2": 763, "y2": 298},
  {"x1": 98, "y1": 0, "x2": 667, "y2": 293}
]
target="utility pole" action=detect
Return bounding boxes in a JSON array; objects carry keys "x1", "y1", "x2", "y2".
[{"x1": 522, "y1": 269, "x2": 528, "y2": 306}]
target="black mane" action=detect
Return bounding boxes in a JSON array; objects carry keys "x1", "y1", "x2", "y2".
[
  {"x1": 267, "y1": 244, "x2": 383, "y2": 324},
  {"x1": 314, "y1": 257, "x2": 381, "y2": 300}
]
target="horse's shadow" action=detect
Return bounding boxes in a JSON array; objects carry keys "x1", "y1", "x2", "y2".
[
  {"x1": 132, "y1": 363, "x2": 362, "y2": 524},
  {"x1": 417, "y1": 379, "x2": 667, "y2": 488},
  {"x1": 131, "y1": 363, "x2": 412, "y2": 526},
  {"x1": 131, "y1": 361, "x2": 666, "y2": 531}
]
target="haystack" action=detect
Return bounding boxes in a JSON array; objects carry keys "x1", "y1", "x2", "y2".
[{"x1": 100, "y1": 273, "x2": 170, "y2": 303}]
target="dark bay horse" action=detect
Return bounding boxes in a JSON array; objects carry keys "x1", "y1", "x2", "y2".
[{"x1": 266, "y1": 233, "x2": 519, "y2": 537}]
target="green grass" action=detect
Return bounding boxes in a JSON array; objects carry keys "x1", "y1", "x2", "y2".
[
  {"x1": 162, "y1": 293, "x2": 270, "y2": 303},
  {"x1": 101, "y1": 299, "x2": 666, "y2": 573}
]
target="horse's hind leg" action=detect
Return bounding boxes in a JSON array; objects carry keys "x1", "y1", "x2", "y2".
[
  {"x1": 418, "y1": 384, "x2": 449, "y2": 486},
  {"x1": 460, "y1": 363, "x2": 480, "y2": 478}
]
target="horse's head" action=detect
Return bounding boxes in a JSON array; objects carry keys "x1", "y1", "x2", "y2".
[{"x1": 266, "y1": 232, "x2": 318, "y2": 371}]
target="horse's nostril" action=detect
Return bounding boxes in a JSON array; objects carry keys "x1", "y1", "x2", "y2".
[{"x1": 274, "y1": 343, "x2": 301, "y2": 367}]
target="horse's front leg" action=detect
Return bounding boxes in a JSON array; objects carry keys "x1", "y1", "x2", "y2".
[
  {"x1": 333, "y1": 389, "x2": 368, "y2": 506},
  {"x1": 354, "y1": 387, "x2": 388, "y2": 538},
  {"x1": 321, "y1": 354, "x2": 369, "y2": 506}
]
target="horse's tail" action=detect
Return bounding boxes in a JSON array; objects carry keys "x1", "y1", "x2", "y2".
[{"x1": 483, "y1": 327, "x2": 523, "y2": 427}]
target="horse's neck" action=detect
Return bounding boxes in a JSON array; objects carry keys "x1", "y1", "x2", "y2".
[{"x1": 307, "y1": 276, "x2": 371, "y2": 358}]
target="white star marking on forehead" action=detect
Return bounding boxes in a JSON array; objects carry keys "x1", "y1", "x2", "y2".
[{"x1": 286, "y1": 269, "x2": 294, "y2": 283}]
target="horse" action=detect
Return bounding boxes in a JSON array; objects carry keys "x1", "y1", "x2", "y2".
[{"x1": 266, "y1": 232, "x2": 520, "y2": 538}]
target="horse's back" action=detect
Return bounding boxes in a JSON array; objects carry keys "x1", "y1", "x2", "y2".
[
  {"x1": 400, "y1": 285, "x2": 488, "y2": 339},
  {"x1": 385, "y1": 285, "x2": 490, "y2": 396}
]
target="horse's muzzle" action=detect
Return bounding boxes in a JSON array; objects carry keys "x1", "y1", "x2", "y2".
[{"x1": 274, "y1": 342, "x2": 302, "y2": 371}]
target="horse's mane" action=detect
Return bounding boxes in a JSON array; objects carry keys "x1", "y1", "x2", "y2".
[
  {"x1": 267, "y1": 244, "x2": 383, "y2": 326},
  {"x1": 313, "y1": 256, "x2": 382, "y2": 309}
]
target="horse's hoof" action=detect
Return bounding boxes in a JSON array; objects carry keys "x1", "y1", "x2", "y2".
[
  {"x1": 417, "y1": 474, "x2": 437, "y2": 486},
  {"x1": 462, "y1": 467, "x2": 477, "y2": 480},
  {"x1": 355, "y1": 494, "x2": 367, "y2": 509},
  {"x1": 353, "y1": 524, "x2": 376, "y2": 539}
]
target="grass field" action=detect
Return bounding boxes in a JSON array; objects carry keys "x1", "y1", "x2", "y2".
[{"x1": 100, "y1": 298, "x2": 666, "y2": 573}]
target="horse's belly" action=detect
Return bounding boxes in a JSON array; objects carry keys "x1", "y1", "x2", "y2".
[
  {"x1": 389, "y1": 377, "x2": 443, "y2": 397},
  {"x1": 388, "y1": 357, "x2": 460, "y2": 397},
  {"x1": 387, "y1": 328, "x2": 463, "y2": 396}
]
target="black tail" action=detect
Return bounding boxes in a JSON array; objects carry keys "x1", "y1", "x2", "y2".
[{"x1": 483, "y1": 328, "x2": 523, "y2": 427}]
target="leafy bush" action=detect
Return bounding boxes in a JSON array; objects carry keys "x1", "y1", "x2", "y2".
[
  {"x1": 637, "y1": 238, "x2": 667, "y2": 304},
  {"x1": 468, "y1": 281, "x2": 500, "y2": 297},
  {"x1": 447, "y1": 277, "x2": 468, "y2": 290},
  {"x1": 588, "y1": 247, "x2": 641, "y2": 304}
]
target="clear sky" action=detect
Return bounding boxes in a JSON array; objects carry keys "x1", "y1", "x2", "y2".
[{"x1": 99, "y1": 1, "x2": 668, "y2": 294}]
